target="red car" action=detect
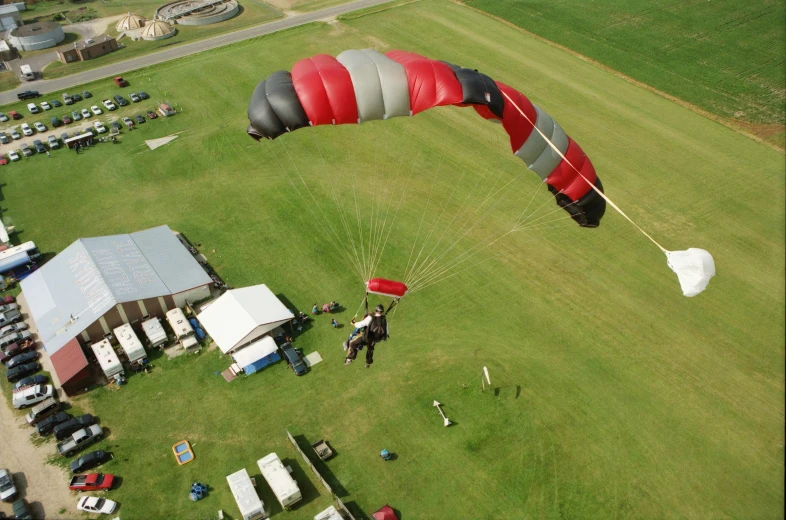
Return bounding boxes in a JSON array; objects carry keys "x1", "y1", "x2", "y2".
[
  {"x1": 145, "y1": 110, "x2": 157, "y2": 119},
  {"x1": 0, "y1": 156, "x2": 8, "y2": 166},
  {"x1": 4, "y1": 295, "x2": 16, "y2": 304},
  {"x1": 69, "y1": 473, "x2": 115, "y2": 492},
  {"x1": 113, "y1": 76, "x2": 128, "y2": 87},
  {"x1": 9, "y1": 111, "x2": 21, "y2": 120}
]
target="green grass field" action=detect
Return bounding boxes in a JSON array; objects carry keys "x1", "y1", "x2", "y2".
[
  {"x1": 465, "y1": 0, "x2": 786, "y2": 147},
  {"x1": 1, "y1": 1, "x2": 784, "y2": 518}
]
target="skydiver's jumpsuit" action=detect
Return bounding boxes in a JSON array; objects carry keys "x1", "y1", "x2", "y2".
[{"x1": 345, "y1": 312, "x2": 387, "y2": 365}]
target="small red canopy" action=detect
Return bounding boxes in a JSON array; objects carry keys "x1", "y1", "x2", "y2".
[{"x1": 372, "y1": 505, "x2": 397, "y2": 520}]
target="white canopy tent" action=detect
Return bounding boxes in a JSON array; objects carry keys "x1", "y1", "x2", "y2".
[{"x1": 198, "y1": 284, "x2": 294, "y2": 354}]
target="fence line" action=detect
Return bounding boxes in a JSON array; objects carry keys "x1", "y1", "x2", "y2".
[{"x1": 285, "y1": 429, "x2": 356, "y2": 520}]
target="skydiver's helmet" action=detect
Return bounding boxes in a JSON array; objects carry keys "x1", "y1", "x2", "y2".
[{"x1": 375, "y1": 304, "x2": 385, "y2": 313}]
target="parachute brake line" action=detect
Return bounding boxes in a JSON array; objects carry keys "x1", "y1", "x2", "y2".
[{"x1": 500, "y1": 91, "x2": 669, "y2": 255}]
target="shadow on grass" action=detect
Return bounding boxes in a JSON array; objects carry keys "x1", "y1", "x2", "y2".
[{"x1": 281, "y1": 458, "x2": 320, "y2": 509}]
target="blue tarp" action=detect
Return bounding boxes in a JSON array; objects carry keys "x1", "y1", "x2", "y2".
[{"x1": 243, "y1": 352, "x2": 280, "y2": 375}]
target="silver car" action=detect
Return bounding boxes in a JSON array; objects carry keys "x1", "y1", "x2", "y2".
[
  {"x1": 57, "y1": 424, "x2": 103, "y2": 457},
  {"x1": 0, "y1": 468, "x2": 17, "y2": 502}
]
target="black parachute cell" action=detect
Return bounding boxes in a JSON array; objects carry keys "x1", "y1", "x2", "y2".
[
  {"x1": 548, "y1": 177, "x2": 606, "y2": 228},
  {"x1": 247, "y1": 71, "x2": 310, "y2": 140},
  {"x1": 440, "y1": 61, "x2": 504, "y2": 118}
]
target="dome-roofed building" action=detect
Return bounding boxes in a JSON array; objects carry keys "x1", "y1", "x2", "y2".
[
  {"x1": 116, "y1": 12, "x2": 147, "y2": 32},
  {"x1": 141, "y1": 19, "x2": 176, "y2": 40}
]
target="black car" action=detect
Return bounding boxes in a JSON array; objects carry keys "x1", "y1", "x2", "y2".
[
  {"x1": 71, "y1": 93, "x2": 82, "y2": 102},
  {"x1": 138, "y1": 91, "x2": 149, "y2": 100},
  {"x1": 280, "y1": 342, "x2": 307, "y2": 376},
  {"x1": 60, "y1": 132, "x2": 69, "y2": 141},
  {"x1": 6, "y1": 362, "x2": 40, "y2": 382},
  {"x1": 5, "y1": 351, "x2": 38, "y2": 369},
  {"x1": 113, "y1": 95, "x2": 128, "y2": 107},
  {"x1": 54, "y1": 414, "x2": 95, "y2": 441},
  {"x1": 33, "y1": 140, "x2": 46, "y2": 154},
  {"x1": 134, "y1": 114, "x2": 145, "y2": 124},
  {"x1": 51, "y1": 100, "x2": 62, "y2": 108},
  {"x1": 12, "y1": 499, "x2": 32, "y2": 520},
  {"x1": 82, "y1": 90, "x2": 92, "y2": 98},
  {"x1": 70, "y1": 450, "x2": 109, "y2": 473},
  {"x1": 36, "y1": 412, "x2": 72, "y2": 435},
  {"x1": 50, "y1": 116, "x2": 62, "y2": 128},
  {"x1": 13, "y1": 374, "x2": 47, "y2": 391},
  {"x1": 17, "y1": 90, "x2": 40, "y2": 101},
  {"x1": 110, "y1": 122, "x2": 121, "y2": 133}
]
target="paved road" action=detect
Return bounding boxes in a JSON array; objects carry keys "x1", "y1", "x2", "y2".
[{"x1": 0, "y1": 0, "x2": 392, "y2": 106}]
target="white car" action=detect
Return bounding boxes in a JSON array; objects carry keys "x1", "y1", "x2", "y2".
[
  {"x1": 0, "y1": 322, "x2": 27, "y2": 336},
  {"x1": 86, "y1": 107, "x2": 96, "y2": 117},
  {"x1": 93, "y1": 121, "x2": 106, "y2": 134},
  {"x1": 0, "y1": 468, "x2": 17, "y2": 502},
  {"x1": 101, "y1": 99, "x2": 116, "y2": 111},
  {"x1": 33, "y1": 121, "x2": 47, "y2": 132},
  {"x1": 20, "y1": 123, "x2": 33, "y2": 136},
  {"x1": 0, "y1": 112, "x2": 8, "y2": 122},
  {"x1": 10, "y1": 129, "x2": 21, "y2": 140},
  {"x1": 8, "y1": 150, "x2": 20, "y2": 161},
  {"x1": 77, "y1": 496, "x2": 117, "y2": 515},
  {"x1": 12, "y1": 384, "x2": 54, "y2": 409},
  {"x1": 40, "y1": 101, "x2": 52, "y2": 110}
]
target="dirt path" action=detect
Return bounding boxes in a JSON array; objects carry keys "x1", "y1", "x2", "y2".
[{"x1": 0, "y1": 385, "x2": 74, "y2": 519}]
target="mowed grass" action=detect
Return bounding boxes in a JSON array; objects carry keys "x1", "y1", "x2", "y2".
[
  {"x1": 465, "y1": 0, "x2": 786, "y2": 145},
  {"x1": 0, "y1": 1, "x2": 784, "y2": 518}
]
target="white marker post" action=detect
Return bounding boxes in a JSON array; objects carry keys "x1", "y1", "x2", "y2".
[
  {"x1": 481, "y1": 366, "x2": 491, "y2": 392},
  {"x1": 433, "y1": 400, "x2": 451, "y2": 427}
]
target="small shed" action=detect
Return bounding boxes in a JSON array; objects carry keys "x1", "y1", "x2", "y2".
[
  {"x1": 231, "y1": 336, "x2": 279, "y2": 375},
  {"x1": 141, "y1": 317, "x2": 168, "y2": 348},
  {"x1": 90, "y1": 338, "x2": 123, "y2": 378},
  {"x1": 50, "y1": 338, "x2": 90, "y2": 396}
]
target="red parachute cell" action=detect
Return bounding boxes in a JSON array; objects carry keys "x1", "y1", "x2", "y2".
[{"x1": 366, "y1": 278, "x2": 408, "y2": 298}]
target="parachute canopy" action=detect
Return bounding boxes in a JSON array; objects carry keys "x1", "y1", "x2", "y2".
[
  {"x1": 666, "y1": 249, "x2": 715, "y2": 297},
  {"x1": 366, "y1": 278, "x2": 408, "y2": 298},
  {"x1": 247, "y1": 49, "x2": 606, "y2": 228}
]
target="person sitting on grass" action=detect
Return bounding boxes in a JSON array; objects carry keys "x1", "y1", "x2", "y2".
[
  {"x1": 329, "y1": 301, "x2": 339, "y2": 312},
  {"x1": 312, "y1": 303, "x2": 319, "y2": 315},
  {"x1": 322, "y1": 303, "x2": 331, "y2": 313}
]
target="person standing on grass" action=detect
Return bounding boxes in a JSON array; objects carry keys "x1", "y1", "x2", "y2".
[
  {"x1": 331, "y1": 319, "x2": 338, "y2": 328},
  {"x1": 344, "y1": 304, "x2": 388, "y2": 368}
]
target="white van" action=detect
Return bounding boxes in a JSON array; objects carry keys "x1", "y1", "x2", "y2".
[
  {"x1": 227, "y1": 468, "x2": 267, "y2": 520},
  {"x1": 257, "y1": 453, "x2": 301, "y2": 510},
  {"x1": 12, "y1": 384, "x2": 53, "y2": 409},
  {"x1": 26, "y1": 102, "x2": 39, "y2": 114}
]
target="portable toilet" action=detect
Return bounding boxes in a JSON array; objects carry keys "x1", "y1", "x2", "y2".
[{"x1": 227, "y1": 468, "x2": 267, "y2": 520}]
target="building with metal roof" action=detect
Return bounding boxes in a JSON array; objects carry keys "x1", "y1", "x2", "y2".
[{"x1": 21, "y1": 225, "x2": 212, "y2": 355}]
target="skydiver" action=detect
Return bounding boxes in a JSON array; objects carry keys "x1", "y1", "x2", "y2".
[{"x1": 344, "y1": 304, "x2": 388, "y2": 368}]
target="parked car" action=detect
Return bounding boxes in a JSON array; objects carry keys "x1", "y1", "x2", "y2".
[
  {"x1": 93, "y1": 121, "x2": 106, "y2": 134},
  {"x1": 0, "y1": 303, "x2": 18, "y2": 313},
  {"x1": 2, "y1": 296, "x2": 15, "y2": 304},
  {"x1": 69, "y1": 473, "x2": 114, "y2": 492},
  {"x1": 0, "y1": 112, "x2": 7, "y2": 122},
  {"x1": 0, "y1": 132, "x2": 9, "y2": 144},
  {"x1": 102, "y1": 99, "x2": 117, "y2": 111},
  {"x1": 57, "y1": 424, "x2": 103, "y2": 457},
  {"x1": 121, "y1": 116, "x2": 134, "y2": 129},
  {"x1": 134, "y1": 114, "x2": 145, "y2": 124},
  {"x1": 48, "y1": 135, "x2": 60, "y2": 149},
  {"x1": 0, "y1": 468, "x2": 17, "y2": 502},
  {"x1": 110, "y1": 122, "x2": 121, "y2": 134},
  {"x1": 63, "y1": 93, "x2": 74, "y2": 105},
  {"x1": 0, "y1": 322, "x2": 27, "y2": 336},
  {"x1": 50, "y1": 116, "x2": 62, "y2": 127},
  {"x1": 62, "y1": 115, "x2": 72, "y2": 124},
  {"x1": 61, "y1": 132, "x2": 69, "y2": 140},
  {"x1": 51, "y1": 99, "x2": 62, "y2": 108},
  {"x1": 113, "y1": 76, "x2": 128, "y2": 87},
  {"x1": 10, "y1": 129, "x2": 21, "y2": 140},
  {"x1": 26, "y1": 103, "x2": 39, "y2": 114},
  {"x1": 9, "y1": 110, "x2": 22, "y2": 120},
  {"x1": 2, "y1": 341, "x2": 34, "y2": 363},
  {"x1": 6, "y1": 350, "x2": 38, "y2": 369},
  {"x1": 82, "y1": 90, "x2": 92, "y2": 98},
  {"x1": 36, "y1": 411, "x2": 71, "y2": 435},
  {"x1": 0, "y1": 309, "x2": 22, "y2": 327},
  {"x1": 146, "y1": 110, "x2": 157, "y2": 119},
  {"x1": 113, "y1": 95, "x2": 128, "y2": 107},
  {"x1": 72, "y1": 93, "x2": 82, "y2": 102},
  {"x1": 20, "y1": 123, "x2": 32, "y2": 136},
  {"x1": 33, "y1": 140, "x2": 46, "y2": 154},
  {"x1": 129, "y1": 92, "x2": 140, "y2": 102},
  {"x1": 72, "y1": 110, "x2": 82, "y2": 121},
  {"x1": 70, "y1": 450, "x2": 109, "y2": 473},
  {"x1": 33, "y1": 121, "x2": 47, "y2": 132},
  {"x1": 77, "y1": 496, "x2": 117, "y2": 515},
  {"x1": 40, "y1": 101, "x2": 51, "y2": 111},
  {"x1": 8, "y1": 150, "x2": 20, "y2": 162},
  {"x1": 20, "y1": 143, "x2": 32, "y2": 157},
  {"x1": 17, "y1": 90, "x2": 40, "y2": 100},
  {"x1": 280, "y1": 342, "x2": 307, "y2": 375},
  {"x1": 55, "y1": 414, "x2": 95, "y2": 441},
  {"x1": 6, "y1": 361, "x2": 40, "y2": 382},
  {"x1": 26, "y1": 397, "x2": 60, "y2": 425},
  {"x1": 0, "y1": 156, "x2": 7, "y2": 166},
  {"x1": 12, "y1": 384, "x2": 53, "y2": 409},
  {"x1": 13, "y1": 374, "x2": 47, "y2": 391},
  {"x1": 138, "y1": 91, "x2": 149, "y2": 100},
  {"x1": 12, "y1": 498, "x2": 32, "y2": 520}
]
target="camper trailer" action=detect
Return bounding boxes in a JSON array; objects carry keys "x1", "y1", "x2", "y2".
[
  {"x1": 257, "y1": 453, "x2": 302, "y2": 510},
  {"x1": 165, "y1": 308, "x2": 200, "y2": 353},
  {"x1": 141, "y1": 317, "x2": 168, "y2": 349},
  {"x1": 19, "y1": 65, "x2": 35, "y2": 82},
  {"x1": 227, "y1": 468, "x2": 267, "y2": 520},
  {"x1": 113, "y1": 324, "x2": 147, "y2": 365},
  {"x1": 90, "y1": 339, "x2": 123, "y2": 379}
]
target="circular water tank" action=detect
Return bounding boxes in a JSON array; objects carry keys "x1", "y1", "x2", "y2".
[{"x1": 9, "y1": 22, "x2": 65, "y2": 51}]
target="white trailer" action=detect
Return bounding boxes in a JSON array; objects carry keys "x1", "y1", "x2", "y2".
[
  {"x1": 19, "y1": 64, "x2": 35, "y2": 81},
  {"x1": 165, "y1": 307, "x2": 200, "y2": 353},
  {"x1": 314, "y1": 505, "x2": 343, "y2": 520},
  {"x1": 227, "y1": 468, "x2": 267, "y2": 520},
  {"x1": 91, "y1": 338, "x2": 123, "y2": 378},
  {"x1": 113, "y1": 324, "x2": 147, "y2": 364},
  {"x1": 257, "y1": 453, "x2": 302, "y2": 510},
  {"x1": 141, "y1": 317, "x2": 168, "y2": 349}
]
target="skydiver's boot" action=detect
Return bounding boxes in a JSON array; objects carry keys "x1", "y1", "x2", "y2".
[{"x1": 344, "y1": 359, "x2": 352, "y2": 366}]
